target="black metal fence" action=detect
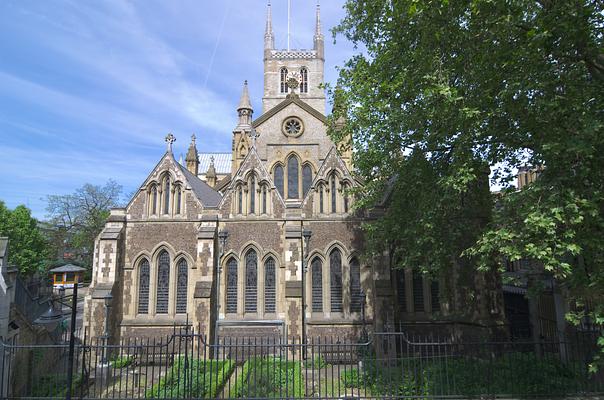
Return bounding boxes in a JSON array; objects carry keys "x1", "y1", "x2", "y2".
[{"x1": 1, "y1": 327, "x2": 602, "y2": 399}]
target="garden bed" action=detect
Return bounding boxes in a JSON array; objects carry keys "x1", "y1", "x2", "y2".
[
  {"x1": 145, "y1": 356, "x2": 235, "y2": 399},
  {"x1": 230, "y1": 357, "x2": 304, "y2": 398}
]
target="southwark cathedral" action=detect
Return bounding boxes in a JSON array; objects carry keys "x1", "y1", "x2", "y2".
[{"x1": 84, "y1": 4, "x2": 504, "y2": 342}]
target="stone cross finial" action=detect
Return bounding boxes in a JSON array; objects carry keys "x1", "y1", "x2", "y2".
[
  {"x1": 249, "y1": 128, "x2": 259, "y2": 148},
  {"x1": 191, "y1": 134, "x2": 196, "y2": 145},
  {"x1": 165, "y1": 133, "x2": 176, "y2": 152},
  {"x1": 210, "y1": 155, "x2": 215, "y2": 165}
]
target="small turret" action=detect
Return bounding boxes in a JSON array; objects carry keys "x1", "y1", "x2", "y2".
[
  {"x1": 185, "y1": 134, "x2": 199, "y2": 175},
  {"x1": 236, "y1": 80, "x2": 253, "y2": 130},
  {"x1": 206, "y1": 156, "x2": 217, "y2": 188}
]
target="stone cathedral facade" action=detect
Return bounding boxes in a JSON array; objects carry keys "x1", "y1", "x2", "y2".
[{"x1": 84, "y1": 4, "x2": 504, "y2": 342}]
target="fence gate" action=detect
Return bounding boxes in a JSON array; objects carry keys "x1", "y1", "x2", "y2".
[{"x1": 1, "y1": 327, "x2": 602, "y2": 399}]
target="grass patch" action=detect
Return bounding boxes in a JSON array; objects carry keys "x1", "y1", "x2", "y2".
[
  {"x1": 110, "y1": 355, "x2": 133, "y2": 369},
  {"x1": 231, "y1": 357, "x2": 304, "y2": 398},
  {"x1": 145, "y1": 357, "x2": 235, "y2": 399}
]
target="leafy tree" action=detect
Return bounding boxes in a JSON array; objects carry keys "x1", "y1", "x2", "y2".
[
  {"x1": 45, "y1": 180, "x2": 122, "y2": 268},
  {"x1": 331, "y1": 0, "x2": 603, "y2": 329},
  {"x1": 0, "y1": 201, "x2": 50, "y2": 275}
]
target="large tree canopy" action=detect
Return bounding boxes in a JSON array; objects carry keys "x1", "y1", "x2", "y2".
[
  {"x1": 0, "y1": 202, "x2": 49, "y2": 275},
  {"x1": 45, "y1": 180, "x2": 123, "y2": 268},
  {"x1": 331, "y1": 0, "x2": 603, "y2": 325}
]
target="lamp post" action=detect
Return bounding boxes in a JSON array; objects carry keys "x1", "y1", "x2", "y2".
[
  {"x1": 301, "y1": 228, "x2": 312, "y2": 357},
  {"x1": 101, "y1": 293, "x2": 113, "y2": 364},
  {"x1": 215, "y1": 230, "x2": 228, "y2": 347}
]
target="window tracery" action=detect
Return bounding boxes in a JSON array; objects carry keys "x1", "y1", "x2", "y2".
[
  {"x1": 350, "y1": 258, "x2": 362, "y2": 313},
  {"x1": 274, "y1": 165, "x2": 284, "y2": 198},
  {"x1": 302, "y1": 164, "x2": 312, "y2": 197},
  {"x1": 245, "y1": 250, "x2": 258, "y2": 313},
  {"x1": 226, "y1": 258, "x2": 238, "y2": 314},
  {"x1": 163, "y1": 178, "x2": 170, "y2": 214},
  {"x1": 156, "y1": 251, "x2": 170, "y2": 314},
  {"x1": 311, "y1": 257, "x2": 323, "y2": 312},
  {"x1": 137, "y1": 259, "x2": 150, "y2": 314},
  {"x1": 280, "y1": 67, "x2": 289, "y2": 93},
  {"x1": 287, "y1": 156, "x2": 299, "y2": 199},
  {"x1": 330, "y1": 249, "x2": 343, "y2": 312},
  {"x1": 264, "y1": 257, "x2": 276, "y2": 313},
  {"x1": 176, "y1": 259, "x2": 188, "y2": 314},
  {"x1": 300, "y1": 67, "x2": 308, "y2": 93}
]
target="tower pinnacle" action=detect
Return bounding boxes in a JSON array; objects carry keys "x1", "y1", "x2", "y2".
[
  {"x1": 314, "y1": 2, "x2": 324, "y2": 59},
  {"x1": 264, "y1": 1, "x2": 274, "y2": 50},
  {"x1": 236, "y1": 80, "x2": 253, "y2": 130},
  {"x1": 185, "y1": 134, "x2": 199, "y2": 175}
]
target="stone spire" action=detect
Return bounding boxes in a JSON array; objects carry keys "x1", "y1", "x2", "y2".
[
  {"x1": 185, "y1": 134, "x2": 199, "y2": 175},
  {"x1": 206, "y1": 156, "x2": 217, "y2": 188},
  {"x1": 264, "y1": 1, "x2": 274, "y2": 51},
  {"x1": 313, "y1": 2, "x2": 324, "y2": 59},
  {"x1": 236, "y1": 80, "x2": 253, "y2": 130}
]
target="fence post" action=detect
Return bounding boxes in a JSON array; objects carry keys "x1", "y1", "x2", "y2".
[{"x1": 65, "y1": 281, "x2": 78, "y2": 400}]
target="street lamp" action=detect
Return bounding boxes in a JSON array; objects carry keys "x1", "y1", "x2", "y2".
[
  {"x1": 301, "y1": 228, "x2": 312, "y2": 356},
  {"x1": 215, "y1": 230, "x2": 228, "y2": 347}
]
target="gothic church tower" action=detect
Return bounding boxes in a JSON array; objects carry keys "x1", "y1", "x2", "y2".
[{"x1": 262, "y1": 2, "x2": 326, "y2": 113}]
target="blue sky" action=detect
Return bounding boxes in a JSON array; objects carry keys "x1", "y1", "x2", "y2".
[{"x1": 0, "y1": 0, "x2": 355, "y2": 219}]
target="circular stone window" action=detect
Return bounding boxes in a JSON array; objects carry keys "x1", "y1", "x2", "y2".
[{"x1": 282, "y1": 117, "x2": 304, "y2": 137}]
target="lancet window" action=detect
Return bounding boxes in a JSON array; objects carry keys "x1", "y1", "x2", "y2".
[
  {"x1": 156, "y1": 251, "x2": 170, "y2": 314},
  {"x1": 137, "y1": 259, "x2": 150, "y2": 314},
  {"x1": 302, "y1": 164, "x2": 312, "y2": 197},
  {"x1": 280, "y1": 67, "x2": 289, "y2": 93},
  {"x1": 431, "y1": 280, "x2": 440, "y2": 312},
  {"x1": 264, "y1": 257, "x2": 276, "y2": 313},
  {"x1": 226, "y1": 258, "x2": 238, "y2": 314},
  {"x1": 396, "y1": 269, "x2": 406, "y2": 310},
  {"x1": 350, "y1": 258, "x2": 362, "y2": 313},
  {"x1": 311, "y1": 257, "x2": 323, "y2": 312},
  {"x1": 330, "y1": 249, "x2": 343, "y2": 312},
  {"x1": 300, "y1": 67, "x2": 308, "y2": 93},
  {"x1": 412, "y1": 269, "x2": 425, "y2": 312},
  {"x1": 274, "y1": 165, "x2": 284, "y2": 198},
  {"x1": 245, "y1": 250, "x2": 258, "y2": 313},
  {"x1": 287, "y1": 156, "x2": 299, "y2": 199},
  {"x1": 163, "y1": 178, "x2": 170, "y2": 214},
  {"x1": 176, "y1": 259, "x2": 188, "y2": 314}
]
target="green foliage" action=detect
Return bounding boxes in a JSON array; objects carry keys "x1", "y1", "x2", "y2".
[
  {"x1": 332, "y1": 0, "x2": 604, "y2": 347},
  {"x1": 110, "y1": 355, "x2": 133, "y2": 369},
  {"x1": 45, "y1": 180, "x2": 122, "y2": 269},
  {"x1": 0, "y1": 201, "x2": 50, "y2": 275},
  {"x1": 30, "y1": 374, "x2": 84, "y2": 398},
  {"x1": 304, "y1": 354, "x2": 327, "y2": 369},
  {"x1": 232, "y1": 357, "x2": 304, "y2": 398},
  {"x1": 145, "y1": 357, "x2": 234, "y2": 399}
]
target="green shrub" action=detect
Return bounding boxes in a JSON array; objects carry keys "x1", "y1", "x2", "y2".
[
  {"x1": 145, "y1": 357, "x2": 234, "y2": 399},
  {"x1": 232, "y1": 357, "x2": 304, "y2": 398},
  {"x1": 304, "y1": 355, "x2": 327, "y2": 369},
  {"x1": 111, "y1": 355, "x2": 133, "y2": 369},
  {"x1": 30, "y1": 374, "x2": 84, "y2": 398}
]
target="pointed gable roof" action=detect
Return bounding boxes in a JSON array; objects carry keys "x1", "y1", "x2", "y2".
[{"x1": 252, "y1": 93, "x2": 326, "y2": 128}]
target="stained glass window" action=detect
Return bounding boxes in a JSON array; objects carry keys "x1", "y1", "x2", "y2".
[
  {"x1": 413, "y1": 269, "x2": 425, "y2": 312},
  {"x1": 163, "y1": 179, "x2": 170, "y2": 214},
  {"x1": 431, "y1": 280, "x2": 440, "y2": 312},
  {"x1": 311, "y1": 257, "x2": 323, "y2": 312},
  {"x1": 176, "y1": 259, "x2": 188, "y2": 314},
  {"x1": 302, "y1": 164, "x2": 312, "y2": 197},
  {"x1": 287, "y1": 156, "x2": 299, "y2": 199},
  {"x1": 137, "y1": 259, "x2": 150, "y2": 314},
  {"x1": 330, "y1": 249, "x2": 343, "y2": 312},
  {"x1": 226, "y1": 258, "x2": 238, "y2": 314},
  {"x1": 156, "y1": 251, "x2": 170, "y2": 314},
  {"x1": 264, "y1": 257, "x2": 276, "y2": 313},
  {"x1": 350, "y1": 258, "x2": 362, "y2": 313},
  {"x1": 245, "y1": 250, "x2": 257, "y2": 313},
  {"x1": 280, "y1": 68, "x2": 288, "y2": 93},
  {"x1": 262, "y1": 187, "x2": 267, "y2": 214},
  {"x1": 300, "y1": 67, "x2": 308, "y2": 93},
  {"x1": 275, "y1": 166, "x2": 284, "y2": 198}
]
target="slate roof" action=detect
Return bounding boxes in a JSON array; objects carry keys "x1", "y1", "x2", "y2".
[
  {"x1": 177, "y1": 163, "x2": 222, "y2": 207},
  {"x1": 198, "y1": 153, "x2": 231, "y2": 175},
  {"x1": 50, "y1": 264, "x2": 86, "y2": 273}
]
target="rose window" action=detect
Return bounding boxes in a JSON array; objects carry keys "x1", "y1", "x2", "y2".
[{"x1": 282, "y1": 117, "x2": 303, "y2": 137}]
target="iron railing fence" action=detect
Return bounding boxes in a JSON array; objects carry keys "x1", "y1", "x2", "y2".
[{"x1": 1, "y1": 327, "x2": 602, "y2": 399}]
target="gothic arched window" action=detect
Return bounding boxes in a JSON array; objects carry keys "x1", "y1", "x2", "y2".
[
  {"x1": 302, "y1": 164, "x2": 312, "y2": 197},
  {"x1": 287, "y1": 156, "x2": 299, "y2": 199},
  {"x1": 156, "y1": 251, "x2": 170, "y2": 314},
  {"x1": 250, "y1": 176, "x2": 256, "y2": 214},
  {"x1": 274, "y1": 165, "x2": 284, "y2": 198},
  {"x1": 262, "y1": 187, "x2": 267, "y2": 214},
  {"x1": 311, "y1": 257, "x2": 323, "y2": 312},
  {"x1": 330, "y1": 249, "x2": 343, "y2": 312},
  {"x1": 176, "y1": 259, "x2": 188, "y2": 314},
  {"x1": 163, "y1": 178, "x2": 170, "y2": 215},
  {"x1": 151, "y1": 186, "x2": 158, "y2": 215},
  {"x1": 331, "y1": 175, "x2": 337, "y2": 213},
  {"x1": 226, "y1": 258, "x2": 238, "y2": 314},
  {"x1": 431, "y1": 280, "x2": 440, "y2": 312},
  {"x1": 350, "y1": 258, "x2": 362, "y2": 313},
  {"x1": 319, "y1": 185, "x2": 324, "y2": 213},
  {"x1": 137, "y1": 259, "x2": 150, "y2": 314},
  {"x1": 265, "y1": 257, "x2": 276, "y2": 313},
  {"x1": 413, "y1": 269, "x2": 425, "y2": 312},
  {"x1": 280, "y1": 67, "x2": 289, "y2": 93},
  {"x1": 396, "y1": 269, "x2": 406, "y2": 310},
  {"x1": 300, "y1": 67, "x2": 308, "y2": 93},
  {"x1": 238, "y1": 185, "x2": 243, "y2": 214},
  {"x1": 176, "y1": 187, "x2": 182, "y2": 215},
  {"x1": 245, "y1": 249, "x2": 258, "y2": 313}
]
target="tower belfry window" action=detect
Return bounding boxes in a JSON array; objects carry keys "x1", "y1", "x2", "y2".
[
  {"x1": 280, "y1": 68, "x2": 289, "y2": 93},
  {"x1": 300, "y1": 67, "x2": 308, "y2": 93}
]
